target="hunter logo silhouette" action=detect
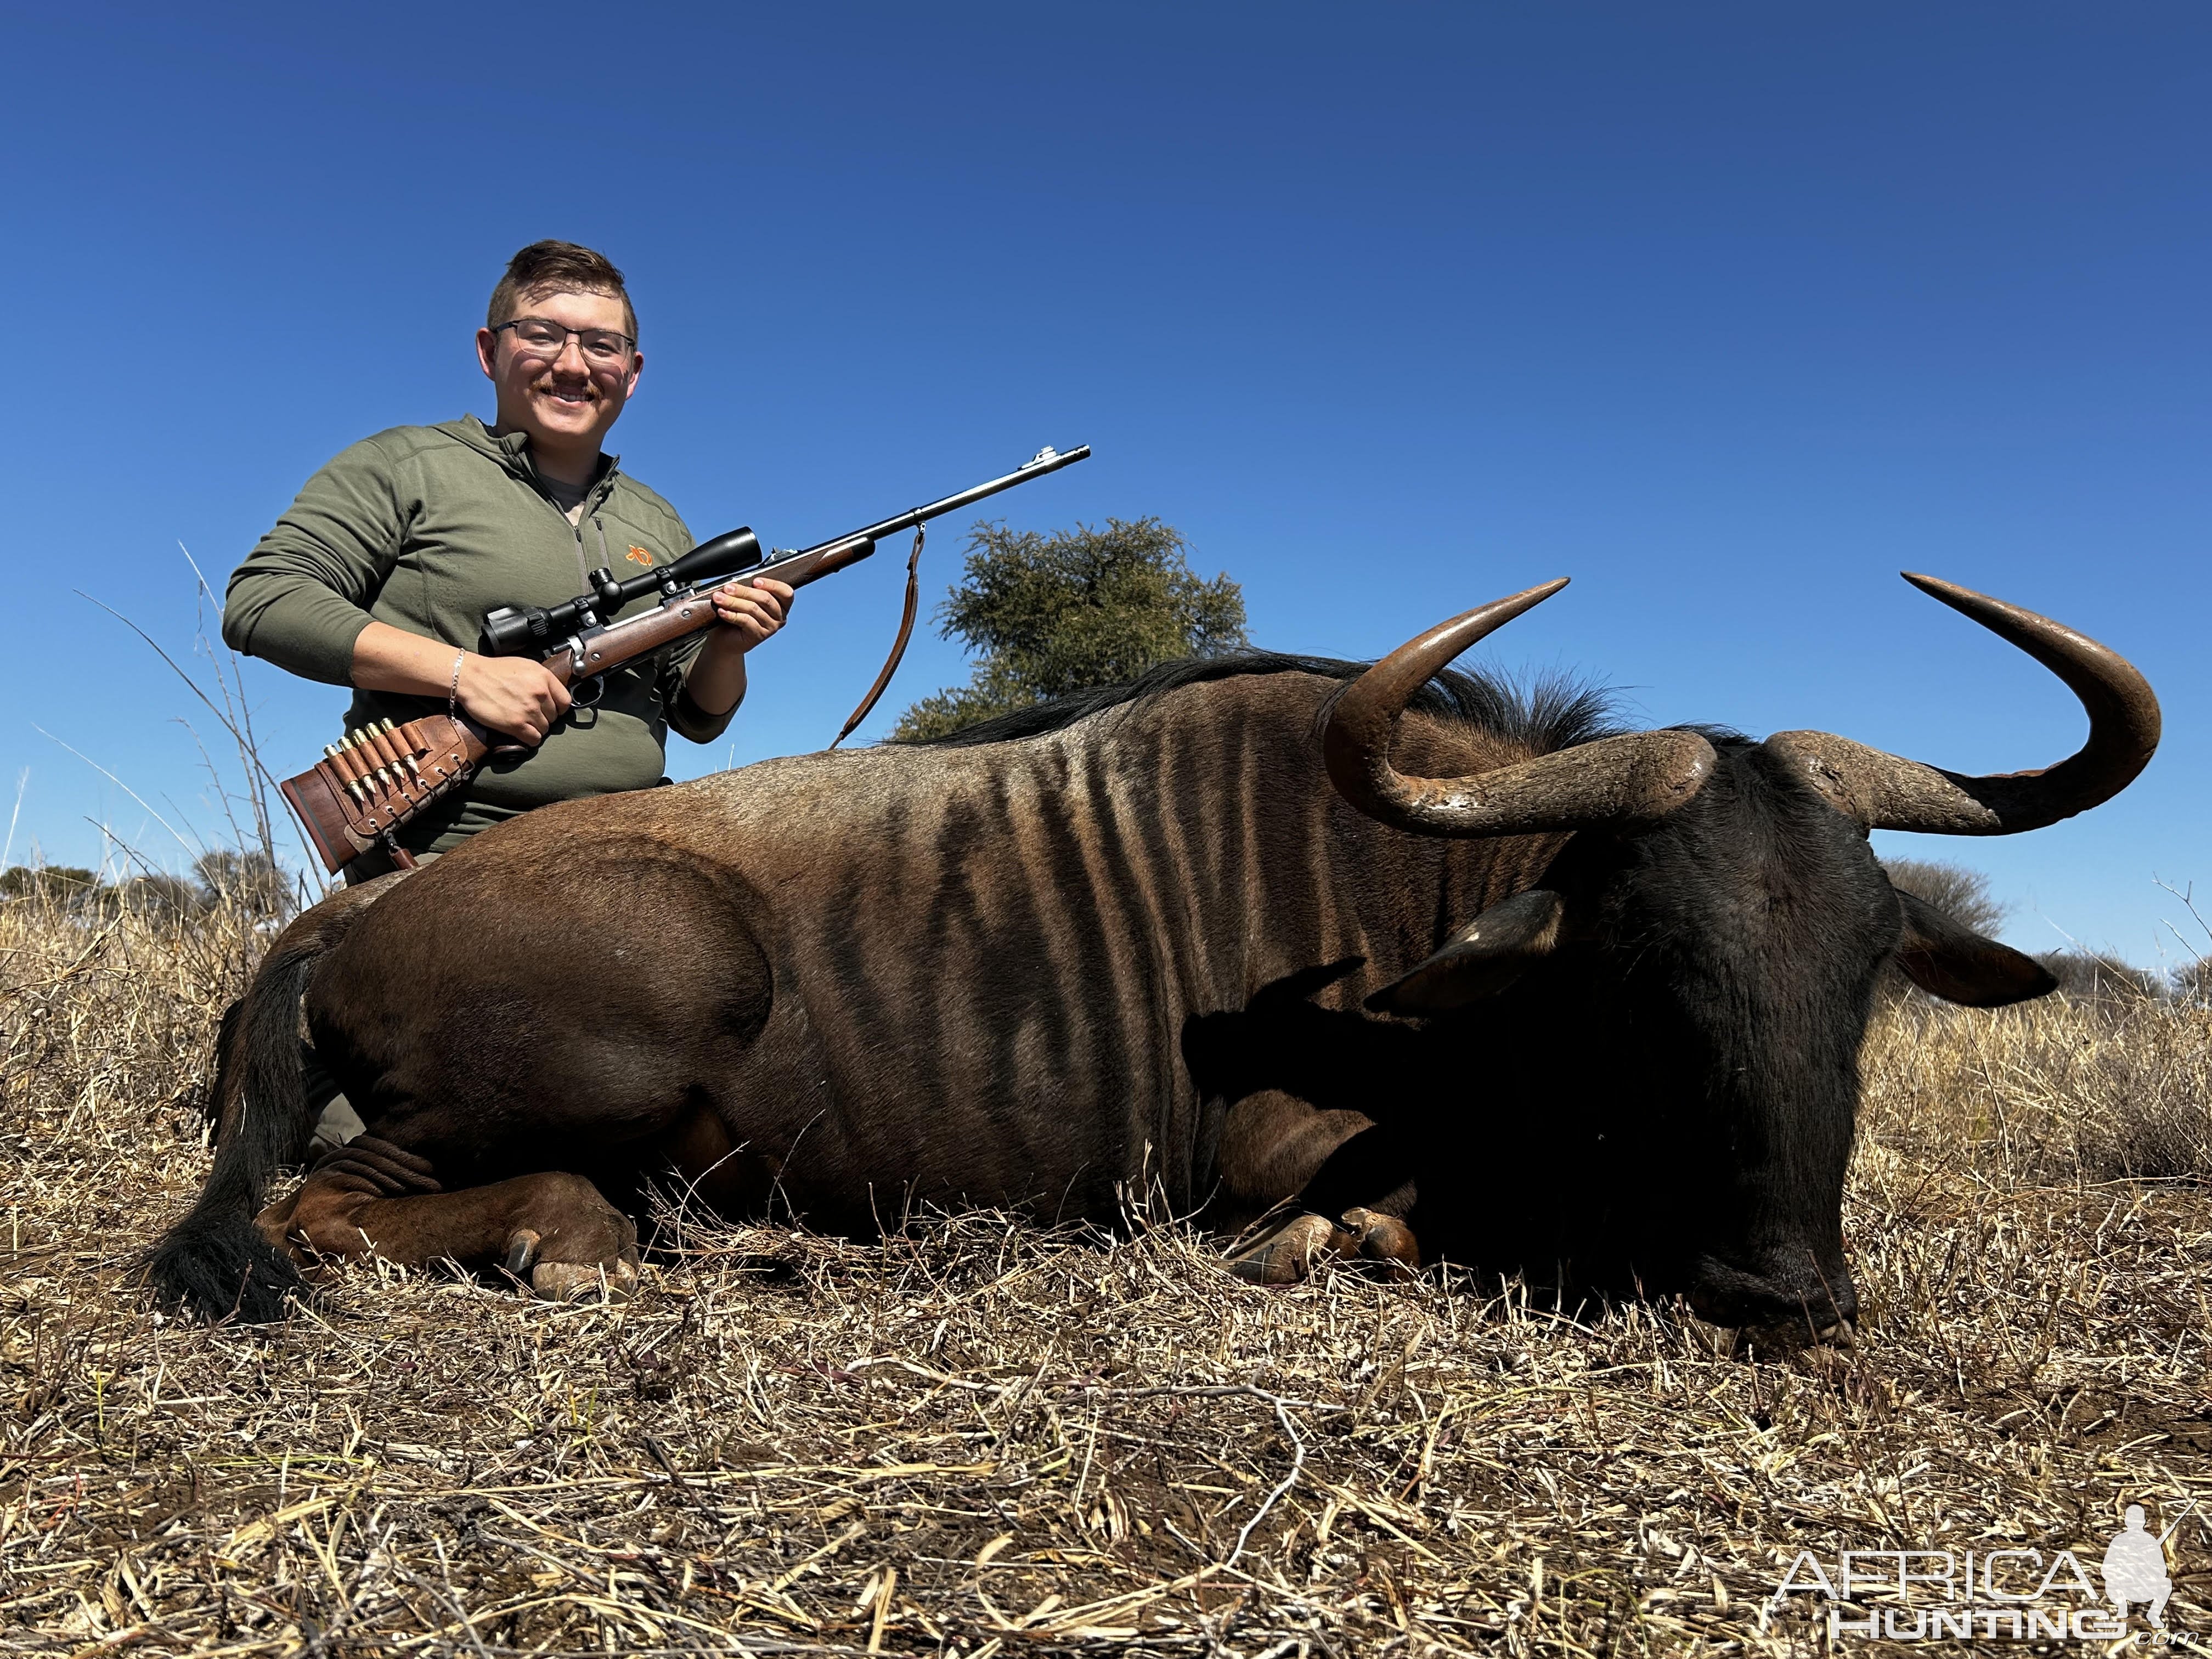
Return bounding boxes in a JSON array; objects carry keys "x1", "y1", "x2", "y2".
[
  {"x1": 2102, "y1": 1505, "x2": 2175, "y2": 1627},
  {"x1": 626, "y1": 545, "x2": 654, "y2": 566},
  {"x1": 1769, "y1": 1497, "x2": 2197, "y2": 1641}
]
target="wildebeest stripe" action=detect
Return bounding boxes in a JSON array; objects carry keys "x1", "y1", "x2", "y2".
[{"x1": 666, "y1": 664, "x2": 1592, "y2": 1216}]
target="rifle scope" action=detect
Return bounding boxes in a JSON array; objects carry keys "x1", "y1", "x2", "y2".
[{"x1": 480, "y1": 529, "x2": 766, "y2": 656}]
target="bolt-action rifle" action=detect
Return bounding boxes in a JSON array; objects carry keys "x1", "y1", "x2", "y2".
[{"x1": 278, "y1": 443, "x2": 1090, "y2": 876}]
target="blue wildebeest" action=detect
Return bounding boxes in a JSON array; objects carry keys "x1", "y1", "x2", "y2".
[{"x1": 150, "y1": 574, "x2": 2157, "y2": 1340}]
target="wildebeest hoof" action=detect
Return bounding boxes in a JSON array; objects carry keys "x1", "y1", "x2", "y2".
[
  {"x1": 1225, "y1": 1207, "x2": 1421, "y2": 1286},
  {"x1": 531, "y1": 1254, "x2": 640, "y2": 1304},
  {"x1": 504, "y1": 1229, "x2": 541, "y2": 1277},
  {"x1": 1227, "y1": 1214, "x2": 1341, "y2": 1284},
  {"x1": 1340, "y1": 1206, "x2": 1421, "y2": 1278}
]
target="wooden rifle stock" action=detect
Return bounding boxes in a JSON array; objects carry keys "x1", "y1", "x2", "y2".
[{"x1": 279, "y1": 713, "x2": 496, "y2": 876}]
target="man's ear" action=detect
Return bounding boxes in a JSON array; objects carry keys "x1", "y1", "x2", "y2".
[
  {"x1": 476, "y1": 326, "x2": 500, "y2": 380},
  {"x1": 1367, "y1": 889, "x2": 1565, "y2": 1015},
  {"x1": 1893, "y1": 887, "x2": 2057, "y2": 1007}
]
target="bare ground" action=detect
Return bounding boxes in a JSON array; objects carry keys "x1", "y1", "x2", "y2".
[{"x1": 2, "y1": 901, "x2": 2208, "y2": 1656}]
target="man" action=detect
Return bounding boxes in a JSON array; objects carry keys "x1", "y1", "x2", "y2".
[
  {"x1": 225, "y1": 239, "x2": 792, "y2": 873},
  {"x1": 227, "y1": 240, "x2": 789, "y2": 1149}
]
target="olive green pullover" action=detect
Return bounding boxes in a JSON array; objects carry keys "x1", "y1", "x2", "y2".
[{"x1": 224, "y1": 416, "x2": 732, "y2": 853}]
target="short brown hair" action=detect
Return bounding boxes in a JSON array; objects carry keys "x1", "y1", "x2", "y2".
[{"x1": 487, "y1": 240, "x2": 637, "y2": 339}]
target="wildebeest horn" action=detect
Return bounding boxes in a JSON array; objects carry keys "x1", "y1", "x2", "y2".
[
  {"x1": 1763, "y1": 574, "x2": 2160, "y2": 835},
  {"x1": 1323, "y1": 580, "x2": 1718, "y2": 837}
]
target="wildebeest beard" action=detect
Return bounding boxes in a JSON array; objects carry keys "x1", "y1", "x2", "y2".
[{"x1": 1180, "y1": 737, "x2": 1893, "y2": 1332}]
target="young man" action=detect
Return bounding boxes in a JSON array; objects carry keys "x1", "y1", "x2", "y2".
[{"x1": 225, "y1": 240, "x2": 792, "y2": 872}]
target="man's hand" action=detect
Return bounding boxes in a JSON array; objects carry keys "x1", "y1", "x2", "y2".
[
  {"x1": 352, "y1": 620, "x2": 571, "y2": 747},
  {"x1": 455, "y1": 653, "x2": 572, "y2": 746},
  {"x1": 705, "y1": 575, "x2": 794, "y2": 650}
]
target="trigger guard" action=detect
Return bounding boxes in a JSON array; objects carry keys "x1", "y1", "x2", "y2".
[{"x1": 571, "y1": 675, "x2": 606, "y2": 709}]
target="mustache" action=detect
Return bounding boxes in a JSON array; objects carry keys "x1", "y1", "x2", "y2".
[{"x1": 528, "y1": 375, "x2": 601, "y2": 397}]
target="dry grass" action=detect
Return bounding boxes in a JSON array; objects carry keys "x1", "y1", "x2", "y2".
[{"x1": 3, "y1": 901, "x2": 2209, "y2": 1656}]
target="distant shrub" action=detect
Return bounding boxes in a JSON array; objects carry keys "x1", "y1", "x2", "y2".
[
  {"x1": 0, "y1": 850, "x2": 294, "y2": 926},
  {"x1": 2034, "y1": 950, "x2": 2161, "y2": 1006},
  {"x1": 2170, "y1": 957, "x2": 2212, "y2": 1007},
  {"x1": 892, "y1": 517, "x2": 1247, "y2": 742},
  {"x1": 191, "y1": 849, "x2": 290, "y2": 921},
  {"x1": 0, "y1": 865, "x2": 100, "y2": 905},
  {"x1": 112, "y1": 874, "x2": 206, "y2": 922},
  {"x1": 1880, "y1": 858, "x2": 2009, "y2": 937}
]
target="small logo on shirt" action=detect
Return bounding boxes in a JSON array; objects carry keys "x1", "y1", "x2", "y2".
[{"x1": 626, "y1": 545, "x2": 654, "y2": 567}]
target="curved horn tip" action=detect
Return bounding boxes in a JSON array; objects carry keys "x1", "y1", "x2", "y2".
[
  {"x1": 1899, "y1": 572, "x2": 2039, "y2": 628},
  {"x1": 1452, "y1": 575, "x2": 1572, "y2": 633},
  {"x1": 1899, "y1": 571, "x2": 2044, "y2": 633},
  {"x1": 1393, "y1": 578, "x2": 1575, "y2": 668},
  {"x1": 1467, "y1": 577, "x2": 1572, "y2": 611},
  {"x1": 1901, "y1": 571, "x2": 1967, "y2": 600}
]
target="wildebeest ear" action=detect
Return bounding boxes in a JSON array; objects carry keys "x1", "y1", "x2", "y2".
[
  {"x1": 1367, "y1": 889, "x2": 1566, "y2": 1015},
  {"x1": 1892, "y1": 887, "x2": 2057, "y2": 1007}
]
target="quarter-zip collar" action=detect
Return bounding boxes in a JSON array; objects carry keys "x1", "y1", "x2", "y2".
[
  {"x1": 458, "y1": 413, "x2": 622, "y2": 513},
  {"x1": 455, "y1": 414, "x2": 624, "y2": 588}
]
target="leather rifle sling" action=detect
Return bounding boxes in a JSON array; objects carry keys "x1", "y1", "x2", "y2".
[{"x1": 831, "y1": 523, "x2": 926, "y2": 748}]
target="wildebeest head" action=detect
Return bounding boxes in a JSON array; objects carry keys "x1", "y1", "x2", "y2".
[{"x1": 1324, "y1": 575, "x2": 2158, "y2": 1338}]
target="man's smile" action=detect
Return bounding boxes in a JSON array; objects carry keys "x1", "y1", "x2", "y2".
[{"x1": 534, "y1": 378, "x2": 600, "y2": 408}]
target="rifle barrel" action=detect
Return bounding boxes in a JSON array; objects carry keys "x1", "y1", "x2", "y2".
[{"x1": 790, "y1": 443, "x2": 1093, "y2": 560}]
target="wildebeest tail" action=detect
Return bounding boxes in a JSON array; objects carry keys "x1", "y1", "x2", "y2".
[{"x1": 145, "y1": 905, "x2": 350, "y2": 1322}]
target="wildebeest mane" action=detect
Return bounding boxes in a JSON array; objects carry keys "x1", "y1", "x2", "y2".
[{"x1": 900, "y1": 651, "x2": 1625, "y2": 757}]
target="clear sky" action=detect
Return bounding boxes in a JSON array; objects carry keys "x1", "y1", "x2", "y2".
[{"x1": 3, "y1": 3, "x2": 2205, "y2": 964}]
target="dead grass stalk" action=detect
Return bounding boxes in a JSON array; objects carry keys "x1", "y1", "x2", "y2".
[{"x1": 2, "y1": 902, "x2": 2207, "y2": 1654}]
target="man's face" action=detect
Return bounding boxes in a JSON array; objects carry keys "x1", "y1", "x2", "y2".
[{"x1": 475, "y1": 287, "x2": 641, "y2": 456}]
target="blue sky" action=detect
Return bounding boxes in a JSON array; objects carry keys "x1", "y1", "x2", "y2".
[{"x1": 3, "y1": 3, "x2": 2205, "y2": 963}]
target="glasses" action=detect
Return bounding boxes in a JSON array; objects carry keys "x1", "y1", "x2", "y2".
[{"x1": 490, "y1": 317, "x2": 636, "y2": 365}]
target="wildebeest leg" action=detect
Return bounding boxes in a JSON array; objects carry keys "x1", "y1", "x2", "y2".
[
  {"x1": 1214, "y1": 1097, "x2": 1421, "y2": 1285},
  {"x1": 253, "y1": 1137, "x2": 640, "y2": 1301}
]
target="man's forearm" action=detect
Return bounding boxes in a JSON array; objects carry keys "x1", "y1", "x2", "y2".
[
  {"x1": 351, "y1": 620, "x2": 470, "y2": 699},
  {"x1": 680, "y1": 630, "x2": 749, "y2": 718},
  {"x1": 676, "y1": 577, "x2": 790, "y2": 730}
]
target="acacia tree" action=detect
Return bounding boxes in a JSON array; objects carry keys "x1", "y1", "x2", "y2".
[{"x1": 890, "y1": 517, "x2": 1247, "y2": 742}]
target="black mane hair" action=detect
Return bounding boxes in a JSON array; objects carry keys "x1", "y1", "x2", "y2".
[{"x1": 895, "y1": 651, "x2": 1624, "y2": 757}]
